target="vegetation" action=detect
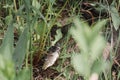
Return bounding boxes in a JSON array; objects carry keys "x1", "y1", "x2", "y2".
[{"x1": 0, "y1": 0, "x2": 120, "y2": 80}]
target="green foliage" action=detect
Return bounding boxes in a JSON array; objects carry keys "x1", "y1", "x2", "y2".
[
  {"x1": 0, "y1": 20, "x2": 15, "y2": 80},
  {"x1": 51, "y1": 29, "x2": 62, "y2": 45},
  {"x1": 32, "y1": 0, "x2": 40, "y2": 14},
  {"x1": 0, "y1": 1, "x2": 32, "y2": 79},
  {"x1": 0, "y1": 0, "x2": 120, "y2": 80},
  {"x1": 0, "y1": 21, "x2": 30, "y2": 80},
  {"x1": 110, "y1": 6, "x2": 120, "y2": 30},
  {"x1": 117, "y1": 71, "x2": 120, "y2": 80},
  {"x1": 35, "y1": 21, "x2": 47, "y2": 36},
  {"x1": 32, "y1": 0, "x2": 40, "y2": 10},
  {"x1": 70, "y1": 18, "x2": 107, "y2": 79},
  {"x1": 13, "y1": 26, "x2": 29, "y2": 71},
  {"x1": 15, "y1": 68, "x2": 31, "y2": 80},
  {"x1": 88, "y1": 1, "x2": 120, "y2": 30}
]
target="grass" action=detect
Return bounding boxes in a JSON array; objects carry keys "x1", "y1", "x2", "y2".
[{"x1": 0, "y1": 0, "x2": 120, "y2": 80}]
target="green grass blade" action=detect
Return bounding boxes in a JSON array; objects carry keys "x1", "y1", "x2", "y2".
[
  {"x1": 0, "y1": 22, "x2": 14, "y2": 59},
  {"x1": 13, "y1": 26, "x2": 29, "y2": 71},
  {"x1": 110, "y1": 6, "x2": 120, "y2": 30},
  {"x1": 0, "y1": 21, "x2": 15, "y2": 80}
]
